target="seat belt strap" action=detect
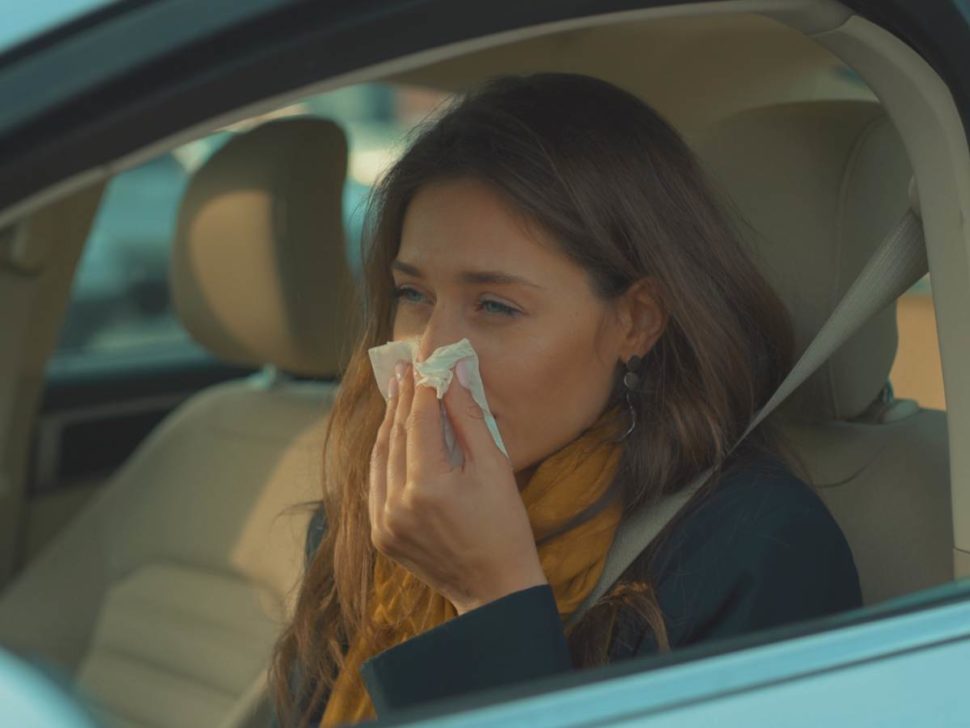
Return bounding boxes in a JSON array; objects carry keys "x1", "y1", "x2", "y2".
[{"x1": 566, "y1": 209, "x2": 927, "y2": 628}]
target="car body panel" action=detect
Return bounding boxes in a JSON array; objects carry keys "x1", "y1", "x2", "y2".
[
  {"x1": 384, "y1": 582, "x2": 970, "y2": 726},
  {"x1": 0, "y1": 0, "x2": 119, "y2": 55},
  {"x1": 0, "y1": 1, "x2": 968, "y2": 220}
]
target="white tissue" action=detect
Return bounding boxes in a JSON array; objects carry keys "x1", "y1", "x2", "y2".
[{"x1": 368, "y1": 337, "x2": 508, "y2": 466}]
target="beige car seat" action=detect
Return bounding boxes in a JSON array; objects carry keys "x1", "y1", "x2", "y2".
[
  {"x1": 0, "y1": 117, "x2": 356, "y2": 728},
  {"x1": 695, "y1": 100, "x2": 953, "y2": 605}
]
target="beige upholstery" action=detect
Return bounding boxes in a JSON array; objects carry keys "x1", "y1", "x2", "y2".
[
  {"x1": 172, "y1": 117, "x2": 356, "y2": 377},
  {"x1": 696, "y1": 101, "x2": 953, "y2": 604},
  {"x1": 0, "y1": 118, "x2": 354, "y2": 728}
]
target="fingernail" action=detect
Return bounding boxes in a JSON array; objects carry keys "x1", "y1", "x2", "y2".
[
  {"x1": 388, "y1": 375, "x2": 398, "y2": 398},
  {"x1": 394, "y1": 361, "x2": 407, "y2": 381},
  {"x1": 455, "y1": 359, "x2": 471, "y2": 389}
]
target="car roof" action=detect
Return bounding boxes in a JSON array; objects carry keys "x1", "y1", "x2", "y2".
[{"x1": 0, "y1": 0, "x2": 967, "y2": 222}]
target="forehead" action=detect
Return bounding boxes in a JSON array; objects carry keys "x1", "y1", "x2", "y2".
[{"x1": 397, "y1": 178, "x2": 579, "y2": 281}]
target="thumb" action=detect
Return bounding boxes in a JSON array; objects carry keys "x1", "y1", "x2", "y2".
[{"x1": 442, "y1": 359, "x2": 501, "y2": 462}]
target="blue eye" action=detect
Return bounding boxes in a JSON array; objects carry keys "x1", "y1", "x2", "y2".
[
  {"x1": 393, "y1": 286, "x2": 425, "y2": 304},
  {"x1": 479, "y1": 299, "x2": 519, "y2": 317},
  {"x1": 392, "y1": 286, "x2": 519, "y2": 317}
]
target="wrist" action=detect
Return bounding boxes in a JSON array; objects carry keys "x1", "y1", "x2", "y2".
[{"x1": 454, "y1": 565, "x2": 549, "y2": 616}]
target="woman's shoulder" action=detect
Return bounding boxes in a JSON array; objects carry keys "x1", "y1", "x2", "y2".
[
  {"x1": 641, "y1": 450, "x2": 862, "y2": 648},
  {"x1": 665, "y1": 450, "x2": 847, "y2": 559}
]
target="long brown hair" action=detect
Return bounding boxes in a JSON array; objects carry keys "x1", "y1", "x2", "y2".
[{"x1": 270, "y1": 72, "x2": 796, "y2": 726}]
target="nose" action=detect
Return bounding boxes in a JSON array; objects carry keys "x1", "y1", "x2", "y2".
[{"x1": 414, "y1": 304, "x2": 464, "y2": 363}]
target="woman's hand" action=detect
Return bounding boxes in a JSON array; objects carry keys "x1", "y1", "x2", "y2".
[{"x1": 369, "y1": 361, "x2": 548, "y2": 615}]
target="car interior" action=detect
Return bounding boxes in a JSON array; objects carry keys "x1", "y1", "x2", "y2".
[{"x1": 0, "y1": 8, "x2": 966, "y2": 728}]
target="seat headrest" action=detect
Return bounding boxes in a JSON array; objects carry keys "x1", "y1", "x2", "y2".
[
  {"x1": 695, "y1": 101, "x2": 912, "y2": 422},
  {"x1": 171, "y1": 117, "x2": 356, "y2": 377}
]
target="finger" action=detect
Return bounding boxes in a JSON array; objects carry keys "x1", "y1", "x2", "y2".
[
  {"x1": 387, "y1": 362, "x2": 414, "y2": 501},
  {"x1": 369, "y1": 373, "x2": 398, "y2": 531},
  {"x1": 408, "y1": 372, "x2": 450, "y2": 471},
  {"x1": 441, "y1": 359, "x2": 502, "y2": 463}
]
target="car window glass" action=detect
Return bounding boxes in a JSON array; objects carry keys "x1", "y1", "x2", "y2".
[
  {"x1": 890, "y1": 273, "x2": 946, "y2": 409},
  {"x1": 48, "y1": 82, "x2": 450, "y2": 375}
]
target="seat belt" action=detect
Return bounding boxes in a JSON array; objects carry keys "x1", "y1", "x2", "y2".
[{"x1": 566, "y1": 207, "x2": 928, "y2": 628}]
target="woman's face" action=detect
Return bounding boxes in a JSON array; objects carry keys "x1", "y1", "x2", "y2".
[{"x1": 391, "y1": 178, "x2": 663, "y2": 487}]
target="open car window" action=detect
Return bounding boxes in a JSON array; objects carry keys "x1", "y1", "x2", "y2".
[
  {"x1": 891, "y1": 274, "x2": 946, "y2": 411},
  {"x1": 47, "y1": 81, "x2": 450, "y2": 378}
]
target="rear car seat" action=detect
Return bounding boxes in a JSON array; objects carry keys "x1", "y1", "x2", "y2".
[
  {"x1": 0, "y1": 117, "x2": 356, "y2": 728},
  {"x1": 696, "y1": 100, "x2": 953, "y2": 604}
]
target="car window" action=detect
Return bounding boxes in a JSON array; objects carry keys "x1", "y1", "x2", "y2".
[
  {"x1": 48, "y1": 82, "x2": 450, "y2": 376},
  {"x1": 890, "y1": 274, "x2": 946, "y2": 410}
]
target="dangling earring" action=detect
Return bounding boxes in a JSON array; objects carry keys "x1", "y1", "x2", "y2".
[{"x1": 619, "y1": 354, "x2": 642, "y2": 441}]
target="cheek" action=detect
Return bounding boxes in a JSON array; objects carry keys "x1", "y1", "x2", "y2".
[
  {"x1": 390, "y1": 309, "x2": 413, "y2": 340},
  {"x1": 391, "y1": 308, "x2": 432, "y2": 346},
  {"x1": 480, "y1": 337, "x2": 611, "y2": 466}
]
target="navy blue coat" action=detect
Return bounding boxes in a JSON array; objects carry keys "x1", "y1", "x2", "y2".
[{"x1": 285, "y1": 451, "x2": 862, "y2": 725}]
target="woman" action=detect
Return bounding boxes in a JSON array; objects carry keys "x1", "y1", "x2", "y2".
[{"x1": 270, "y1": 72, "x2": 862, "y2": 727}]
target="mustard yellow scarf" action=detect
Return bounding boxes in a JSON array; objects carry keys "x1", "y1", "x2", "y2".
[{"x1": 322, "y1": 408, "x2": 626, "y2": 727}]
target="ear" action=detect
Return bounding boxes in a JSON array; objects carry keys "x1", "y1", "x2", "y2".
[{"x1": 616, "y1": 277, "x2": 667, "y2": 361}]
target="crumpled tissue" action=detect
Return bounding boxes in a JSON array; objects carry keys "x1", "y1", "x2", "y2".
[{"x1": 368, "y1": 337, "x2": 508, "y2": 466}]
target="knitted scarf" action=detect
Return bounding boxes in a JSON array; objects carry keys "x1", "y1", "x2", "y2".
[{"x1": 321, "y1": 408, "x2": 625, "y2": 726}]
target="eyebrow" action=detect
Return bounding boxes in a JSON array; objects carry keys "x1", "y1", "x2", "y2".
[{"x1": 391, "y1": 260, "x2": 545, "y2": 290}]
